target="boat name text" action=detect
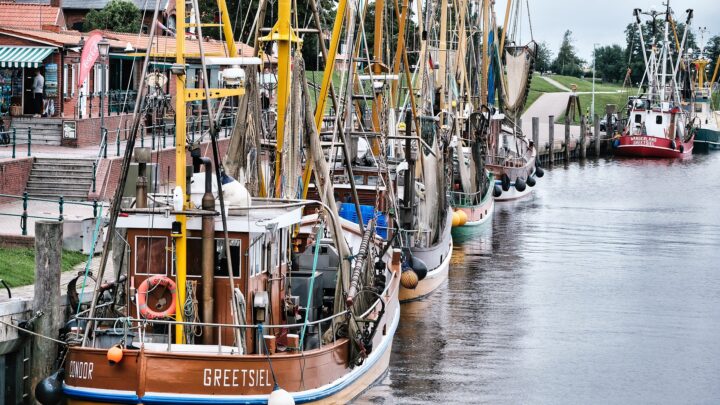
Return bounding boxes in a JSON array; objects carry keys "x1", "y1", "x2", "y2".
[
  {"x1": 68, "y1": 361, "x2": 94, "y2": 380},
  {"x1": 203, "y1": 368, "x2": 273, "y2": 388}
]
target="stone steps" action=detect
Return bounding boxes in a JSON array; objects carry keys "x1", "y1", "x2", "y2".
[
  {"x1": 10, "y1": 118, "x2": 63, "y2": 146},
  {"x1": 25, "y1": 158, "x2": 95, "y2": 200}
]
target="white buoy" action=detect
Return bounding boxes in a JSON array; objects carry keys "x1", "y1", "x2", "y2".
[
  {"x1": 268, "y1": 387, "x2": 295, "y2": 405},
  {"x1": 172, "y1": 186, "x2": 183, "y2": 211}
]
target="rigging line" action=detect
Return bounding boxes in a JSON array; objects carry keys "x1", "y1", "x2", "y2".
[{"x1": 0, "y1": 319, "x2": 67, "y2": 345}]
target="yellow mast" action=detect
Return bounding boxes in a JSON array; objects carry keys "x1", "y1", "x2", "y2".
[
  {"x1": 438, "y1": 0, "x2": 448, "y2": 112},
  {"x1": 499, "y1": 0, "x2": 512, "y2": 55},
  {"x1": 711, "y1": 55, "x2": 720, "y2": 89},
  {"x1": 260, "y1": 0, "x2": 301, "y2": 196},
  {"x1": 370, "y1": 0, "x2": 385, "y2": 154},
  {"x1": 173, "y1": 0, "x2": 188, "y2": 344},
  {"x1": 301, "y1": 0, "x2": 348, "y2": 199}
]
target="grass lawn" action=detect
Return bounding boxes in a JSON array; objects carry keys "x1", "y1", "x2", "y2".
[
  {"x1": 548, "y1": 74, "x2": 624, "y2": 93},
  {"x1": 0, "y1": 247, "x2": 87, "y2": 288},
  {"x1": 556, "y1": 91, "x2": 633, "y2": 124},
  {"x1": 530, "y1": 74, "x2": 565, "y2": 93}
]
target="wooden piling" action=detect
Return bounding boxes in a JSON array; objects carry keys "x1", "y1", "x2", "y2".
[
  {"x1": 30, "y1": 221, "x2": 63, "y2": 402},
  {"x1": 580, "y1": 116, "x2": 587, "y2": 160},
  {"x1": 532, "y1": 117, "x2": 539, "y2": 154},
  {"x1": 564, "y1": 116, "x2": 571, "y2": 162},
  {"x1": 605, "y1": 104, "x2": 616, "y2": 154},
  {"x1": 548, "y1": 116, "x2": 554, "y2": 165},
  {"x1": 594, "y1": 113, "x2": 601, "y2": 157}
]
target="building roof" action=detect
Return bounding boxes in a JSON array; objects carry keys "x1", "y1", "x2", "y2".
[
  {"x1": 0, "y1": 27, "x2": 275, "y2": 62},
  {"x1": 0, "y1": 3, "x2": 65, "y2": 30},
  {"x1": 61, "y1": 0, "x2": 170, "y2": 11}
]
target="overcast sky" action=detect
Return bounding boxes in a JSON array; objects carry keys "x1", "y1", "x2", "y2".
[{"x1": 494, "y1": 0, "x2": 720, "y2": 63}]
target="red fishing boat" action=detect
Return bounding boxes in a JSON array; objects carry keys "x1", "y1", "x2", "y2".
[{"x1": 614, "y1": 4, "x2": 697, "y2": 158}]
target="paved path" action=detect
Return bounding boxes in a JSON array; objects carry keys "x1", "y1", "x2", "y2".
[
  {"x1": 539, "y1": 75, "x2": 571, "y2": 91},
  {"x1": 0, "y1": 199, "x2": 104, "y2": 236}
]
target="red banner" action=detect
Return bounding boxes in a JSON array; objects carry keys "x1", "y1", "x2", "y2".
[{"x1": 77, "y1": 33, "x2": 103, "y2": 88}]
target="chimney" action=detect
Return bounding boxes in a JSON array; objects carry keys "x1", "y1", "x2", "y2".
[{"x1": 50, "y1": 0, "x2": 61, "y2": 7}]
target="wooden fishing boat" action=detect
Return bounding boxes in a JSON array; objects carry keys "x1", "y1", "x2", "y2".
[
  {"x1": 689, "y1": 40, "x2": 720, "y2": 152},
  {"x1": 486, "y1": 118, "x2": 539, "y2": 201},
  {"x1": 52, "y1": 0, "x2": 402, "y2": 402},
  {"x1": 614, "y1": 5, "x2": 697, "y2": 158}
]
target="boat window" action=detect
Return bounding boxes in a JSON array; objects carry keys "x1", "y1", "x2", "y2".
[
  {"x1": 135, "y1": 236, "x2": 168, "y2": 275},
  {"x1": 354, "y1": 175, "x2": 366, "y2": 185},
  {"x1": 635, "y1": 114, "x2": 642, "y2": 124},
  {"x1": 367, "y1": 176, "x2": 378, "y2": 186},
  {"x1": 655, "y1": 115, "x2": 663, "y2": 125},
  {"x1": 249, "y1": 234, "x2": 265, "y2": 277},
  {"x1": 181, "y1": 238, "x2": 241, "y2": 277}
]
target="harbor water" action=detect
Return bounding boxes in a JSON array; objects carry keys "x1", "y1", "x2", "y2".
[{"x1": 358, "y1": 152, "x2": 720, "y2": 404}]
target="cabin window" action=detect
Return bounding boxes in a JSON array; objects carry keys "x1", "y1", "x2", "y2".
[
  {"x1": 655, "y1": 115, "x2": 663, "y2": 125},
  {"x1": 249, "y1": 234, "x2": 265, "y2": 277},
  {"x1": 354, "y1": 175, "x2": 365, "y2": 185},
  {"x1": 183, "y1": 238, "x2": 241, "y2": 277},
  {"x1": 135, "y1": 236, "x2": 168, "y2": 275},
  {"x1": 635, "y1": 114, "x2": 642, "y2": 124},
  {"x1": 695, "y1": 104, "x2": 703, "y2": 113}
]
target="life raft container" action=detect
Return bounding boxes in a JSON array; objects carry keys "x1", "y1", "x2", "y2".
[{"x1": 137, "y1": 275, "x2": 177, "y2": 319}]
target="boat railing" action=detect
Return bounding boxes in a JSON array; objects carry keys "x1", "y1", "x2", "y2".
[
  {"x1": 75, "y1": 308, "x2": 352, "y2": 354},
  {"x1": 449, "y1": 189, "x2": 485, "y2": 206}
]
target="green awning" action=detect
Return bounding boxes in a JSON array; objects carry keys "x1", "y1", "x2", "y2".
[{"x1": 0, "y1": 46, "x2": 54, "y2": 68}]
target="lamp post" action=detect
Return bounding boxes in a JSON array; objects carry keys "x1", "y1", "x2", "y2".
[
  {"x1": 591, "y1": 43, "x2": 599, "y2": 123},
  {"x1": 97, "y1": 38, "x2": 110, "y2": 147}
]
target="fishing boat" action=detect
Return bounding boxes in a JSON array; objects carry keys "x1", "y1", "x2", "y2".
[
  {"x1": 690, "y1": 32, "x2": 720, "y2": 151},
  {"x1": 614, "y1": 4, "x2": 696, "y2": 158},
  {"x1": 52, "y1": 0, "x2": 402, "y2": 403},
  {"x1": 483, "y1": 1, "x2": 540, "y2": 201}
]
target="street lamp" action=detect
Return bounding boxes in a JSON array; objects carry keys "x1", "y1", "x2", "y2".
[
  {"x1": 591, "y1": 43, "x2": 599, "y2": 124},
  {"x1": 98, "y1": 38, "x2": 110, "y2": 155}
]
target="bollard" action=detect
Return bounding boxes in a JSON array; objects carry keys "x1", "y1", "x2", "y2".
[
  {"x1": 116, "y1": 130, "x2": 121, "y2": 156},
  {"x1": 93, "y1": 200, "x2": 98, "y2": 218},
  {"x1": 548, "y1": 116, "x2": 554, "y2": 165},
  {"x1": 162, "y1": 123, "x2": 167, "y2": 149},
  {"x1": 564, "y1": 116, "x2": 571, "y2": 162},
  {"x1": 594, "y1": 113, "x2": 601, "y2": 157},
  {"x1": 21, "y1": 191, "x2": 28, "y2": 236},
  {"x1": 58, "y1": 196, "x2": 64, "y2": 222},
  {"x1": 152, "y1": 130, "x2": 156, "y2": 150},
  {"x1": 12, "y1": 128, "x2": 16, "y2": 158},
  {"x1": 580, "y1": 116, "x2": 587, "y2": 160},
  {"x1": 27, "y1": 127, "x2": 31, "y2": 156},
  {"x1": 92, "y1": 161, "x2": 97, "y2": 193},
  {"x1": 30, "y1": 221, "x2": 63, "y2": 403}
]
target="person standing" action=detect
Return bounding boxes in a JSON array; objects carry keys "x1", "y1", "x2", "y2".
[{"x1": 32, "y1": 70, "x2": 44, "y2": 117}]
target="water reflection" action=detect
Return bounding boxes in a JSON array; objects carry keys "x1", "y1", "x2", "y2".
[{"x1": 358, "y1": 153, "x2": 720, "y2": 404}]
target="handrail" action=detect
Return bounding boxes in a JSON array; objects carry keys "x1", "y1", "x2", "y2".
[{"x1": 0, "y1": 193, "x2": 102, "y2": 235}]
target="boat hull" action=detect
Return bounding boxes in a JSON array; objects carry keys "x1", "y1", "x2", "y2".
[
  {"x1": 399, "y1": 210, "x2": 453, "y2": 303},
  {"x1": 614, "y1": 134, "x2": 694, "y2": 158},
  {"x1": 455, "y1": 196, "x2": 494, "y2": 226},
  {"x1": 694, "y1": 128, "x2": 720, "y2": 151}
]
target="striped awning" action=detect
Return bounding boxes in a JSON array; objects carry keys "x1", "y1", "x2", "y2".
[{"x1": 0, "y1": 46, "x2": 55, "y2": 68}]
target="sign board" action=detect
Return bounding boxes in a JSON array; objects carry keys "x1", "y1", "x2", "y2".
[{"x1": 63, "y1": 120, "x2": 77, "y2": 139}]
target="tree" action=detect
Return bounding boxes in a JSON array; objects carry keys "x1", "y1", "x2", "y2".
[
  {"x1": 551, "y1": 30, "x2": 585, "y2": 76},
  {"x1": 534, "y1": 41, "x2": 553, "y2": 73},
  {"x1": 705, "y1": 35, "x2": 720, "y2": 84},
  {"x1": 84, "y1": 0, "x2": 141, "y2": 33},
  {"x1": 594, "y1": 44, "x2": 626, "y2": 83}
]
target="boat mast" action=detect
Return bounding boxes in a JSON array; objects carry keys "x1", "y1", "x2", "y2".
[
  {"x1": 173, "y1": 0, "x2": 188, "y2": 342},
  {"x1": 481, "y1": 0, "x2": 490, "y2": 105},
  {"x1": 659, "y1": 3, "x2": 670, "y2": 103},
  {"x1": 370, "y1": 0, "x2": 385, "y2": 154}
]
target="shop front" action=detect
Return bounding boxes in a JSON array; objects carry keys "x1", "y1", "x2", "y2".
[{"x1": 0, "y1": 46, "x2": 57, "y2": 118}]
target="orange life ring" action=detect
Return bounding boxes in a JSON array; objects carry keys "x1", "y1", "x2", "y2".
[{"x1": 137, "y1": 275, "x2": 177, "y2": 319}]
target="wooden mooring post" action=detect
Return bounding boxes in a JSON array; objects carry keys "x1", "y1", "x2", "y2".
[
  {"x1": 30, "y1": 221, "x2": 63, "y2": 402},
  {"x1": 564, "y1": 117, "x2": 571, "y2": 162},
  {"x1": 594, "y1": 113, "x2": 601, "y2": 157},
  {"x1": 580, "y1": 116, "x2": 587, "y2": 160},
  {"x1": 548, "y1": 116, "x2": 555, "y2": 165}
]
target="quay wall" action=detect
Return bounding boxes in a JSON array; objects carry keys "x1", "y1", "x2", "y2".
[{"x1": 0, "y1": 157, "x2": 34, "y2": 204}]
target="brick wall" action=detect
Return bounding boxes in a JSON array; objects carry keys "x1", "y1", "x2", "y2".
[
  {"x1": 90, "y1": 137, "x2": 231, "y2": 201},
  {"x1": 0, "y1": 157, "x2": 34, "y2": 204},
  {"x1": 0, "y1": 234, "x2": 34, "y2": 248},
  {"x1": 61, "y1": 114, "x2": 134, "y2": 148}
]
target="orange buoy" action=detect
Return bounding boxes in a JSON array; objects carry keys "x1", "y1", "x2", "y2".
[
  {"x1": 456, "y1": 210, "x2": 468, "y2": 226},
  {"x1": 400, "y1": 270, "x2": 419, "y2": 289},
  {"x1": 107, "y1": 345, "x2": 123, "y2": 365},
  {"x1": 451, "y1": 211, "x2": 461, "y2": 227}
]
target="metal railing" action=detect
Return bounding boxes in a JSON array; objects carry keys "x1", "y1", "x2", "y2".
[
  {"x1": 0, "y1": 193, "x2": 101, "y2": 236},
  {"x1": 0, "y1": 127, "x2": 32, "y2": 158}
]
